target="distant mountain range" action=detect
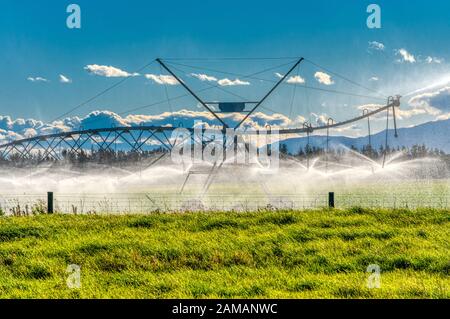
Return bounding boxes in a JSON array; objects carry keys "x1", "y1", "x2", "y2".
[{"x1": 278, "y1": 119, "x2": 450, "y2": 154}]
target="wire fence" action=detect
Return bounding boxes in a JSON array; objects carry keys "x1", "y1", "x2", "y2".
[
  {"x1": 335, "y1": 194, "x2": 449, "y2": 210},
  {"x1": 0, "y1": 192, "x2": 448, "y2": 215}
]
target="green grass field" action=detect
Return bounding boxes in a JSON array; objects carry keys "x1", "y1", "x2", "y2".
[{"x1": 0, "y1": 208, "x2": 448, "y2": 299}]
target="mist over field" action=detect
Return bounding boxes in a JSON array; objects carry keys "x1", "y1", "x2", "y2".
[{"x1": 0, "y1": 153, "x2": 447, "y2": 193}]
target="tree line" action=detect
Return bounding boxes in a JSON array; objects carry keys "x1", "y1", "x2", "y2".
[
  {"x1": 279, "y1": 143, "x2": 448, "y2": 159},
  {"x1": 0, "y1": 143, "x2": 448, "y2": 167}
]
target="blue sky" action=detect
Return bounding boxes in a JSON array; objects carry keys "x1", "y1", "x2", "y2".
[{"x1": 1, "y1": 0, "x2": 450, "y2": 140}]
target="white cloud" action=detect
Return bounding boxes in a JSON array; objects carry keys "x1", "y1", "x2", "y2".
[
  {"x1": 425, "y1": 56, "x2": 444, "y2": 64},
  {"x1": 357, "y1": 87, "x2": 450, "y2": 120},
  {"x1": 395, "y1": 108, "x2": 438, "y2": 119},
  {"x1": 357, "y1": 103, "x2": 384, "y2": 112},
  {"x1": 190, "y1": 74, "x2": 250, "y2": 86},
  {"x1": 275, "y1": 73, "x2": 305, "y2": 84},
  {"x1": 314, "y1": 71, "x2": 334, "y2": 85},
  {"x1": 436, "y1": 112, "x2": 450, "y2": 120},
  {"x1": 145, "y1": 74, "x2": 179, "y2": 85},
  {"x1": 0, "y1": 109, "x2": 311, "y2": 145},
  {"x1": 356, "y1": 100, "x2": 440, "y2": 120},
  {"x1": 217, "y1": 78, "x2": 250, "y2": 86},
  {"x1": 395, "y1": 49, "x2": 416, "y2": 63},
  {"x1": 27, "y1": 76, "x2": 48, "y2": 82},
  {"x1": 191, "y1": 73, "x2": 218, "y2": 82},
  {"x1": 368, "y1": 41, "x2": 385, "y2": 51},
  {"x1": 23, "y1": 128, "x2": 38, "y2": 138},
  {"x1": 0, "y1": 115, "x2": 45, "y2": 143},
  {"x1": 311, "y1": 113, "x2": 329, "y2": 126},
  {"x1": 369, "y1": 76, "x2": 379, "y2": 81},
  {"x1": 84, "y1": 64, "x2": 139, "y2": 77},
  {"x1": 408, "y1": 86, "x2": 450, "y2": 116},
  {"x1": 405, "y1": 75, "x2": 450, "y2": 97},
  {"x1": 286, "y1": 75, "x2": 305, "y2": 84},
  {"x1": 59, "y1": 74, "x2": 72, "y2": 83},
  {"x1": 3, "y1": 106, "x2": 450, "y2": 147},
  {"x1": 332, "y1": 124, "x2": 364, "y2": 136}
]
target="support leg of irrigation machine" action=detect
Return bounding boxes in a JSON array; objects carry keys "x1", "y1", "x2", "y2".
[
  {"x1": 325, "y1": 118, "x2": 334, "y2": 173},
  {"x1": 382, "y1": 96, "x2": 400, "y2": 168}
]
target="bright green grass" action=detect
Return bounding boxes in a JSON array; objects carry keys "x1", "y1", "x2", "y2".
[{"x1": 0, "y1": 208, "x2": 449, "y2": 299}]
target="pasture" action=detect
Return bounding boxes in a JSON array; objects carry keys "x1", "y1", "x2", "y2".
[{"x1": 0, "y1": 207, "x2": 448, "y2": 298}]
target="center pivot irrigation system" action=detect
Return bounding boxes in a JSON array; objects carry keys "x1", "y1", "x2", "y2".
[{"x1": 0, "y1": 57, "x2": 401, "y2": 173}]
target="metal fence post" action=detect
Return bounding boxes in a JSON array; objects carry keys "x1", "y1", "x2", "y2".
[
  {"x1": 328, "y1": 192, "x2": 335, "y2": 208},
  {"x1": 47, "y1": 192, "x2": 54, "y2": 214}
]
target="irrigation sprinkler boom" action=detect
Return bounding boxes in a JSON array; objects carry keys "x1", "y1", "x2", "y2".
[
  {"x1": 278, "y1": 95, "x2": 400, "y2": 135},
  {"x1": 0, "y1": 96, "x2": 401, "y2": 162},
  {"x1": 0, "y1": 55, "x2": 402, "y2": 165}
]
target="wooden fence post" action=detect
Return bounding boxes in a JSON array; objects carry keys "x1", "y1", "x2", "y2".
[
  {"x1": 328, "y1": 192, "x2": 335, "y2": 208},
  {"x1": 47, "y1": 192, "x2": 54, "y2": 214}
]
